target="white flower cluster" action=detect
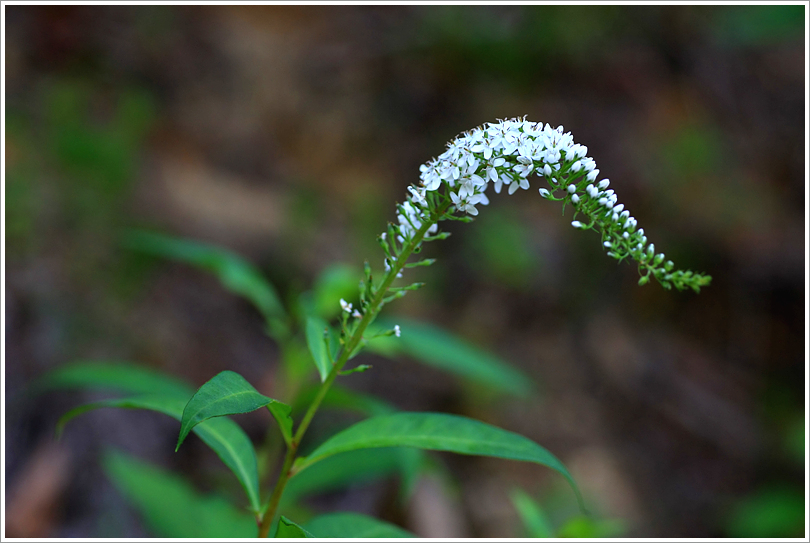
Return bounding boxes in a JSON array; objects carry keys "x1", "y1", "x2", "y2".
[
  {"x1": 385, "y1": 117, "x2": 711, "y2": 292},
  {"x1": 404, "y1": 117, "x2": 651, "y2": 260},
  {"x1": 413, "y1": 117, "x2": 592, "y2": 218}
]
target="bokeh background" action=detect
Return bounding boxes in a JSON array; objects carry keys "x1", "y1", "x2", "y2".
[{"x1": 4, "y1": 4, "x2": 806, "y2": 538}]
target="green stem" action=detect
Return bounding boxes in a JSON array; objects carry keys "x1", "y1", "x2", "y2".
[{"x1": 256, "y1": 204, "x2": 449, "y2": 537}]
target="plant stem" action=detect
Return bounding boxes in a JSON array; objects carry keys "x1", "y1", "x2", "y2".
[{"x1": 256, "y1": 205, "x2": 447, "y2": 537}]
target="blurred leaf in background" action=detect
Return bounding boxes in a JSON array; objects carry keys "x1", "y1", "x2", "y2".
[
  {"x1": 102, "y1": 449, "x2": 256, "y2": 538},
  {"x1": 369, "y1": 317, "x2": 534, "y2": 398},
  {"x1": 724, "y1": 485, "x2": 805, "y2": 538},
  {"x1": 463, "y1": 206, "x2": 539, "y2": 291},
  {"x1": 510, "y1": 487, "x2": 626, "y2": 538}
]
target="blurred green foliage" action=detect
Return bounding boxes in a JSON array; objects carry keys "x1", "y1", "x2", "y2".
[
  {"x1": 464, "y1": 206, "x2": 539, "y2": 290},
  {"x1": 103, "y1": 449, "x2": 255, "y2": 538},
  {"x1": 724, "y1": 485, "x2": 805, "y2": 538},
  {"x1": 511, "y1": 487, "x2": 626, "y2": 538},
  {"x1": 659, "y1": 123, "x2": 725, "y2": 180},
  {"x1": 417, "y1": 6, "x2": 621, "y2": 89},
  {"x1": 43, "y1": 79, "x2": 155, "y2": 225},
  {"x1": 711, "y1": 5, "x2": 805, "y2": 46}
]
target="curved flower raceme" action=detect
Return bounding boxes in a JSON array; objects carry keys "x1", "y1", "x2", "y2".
[{"x1": 384, "y1": 117, "x2": 711, "y2": 293}]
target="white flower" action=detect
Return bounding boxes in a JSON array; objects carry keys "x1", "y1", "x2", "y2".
[
  {"x1": 394, "y1": 325, "x2": 401, "y2": 337},
  {"x1": 408, "y1": 186, "x2": 428, "y2": 207},
  {"x1": 567, "y1": 184, "x2": 576, "y2": 193},
  {"x1": 352, "y1": 309, "x2": 362, "y2": 318},
  {"x1": 539, "y1": 188, "x2": 550, "y2": 198},
  {"x1": 586, "y1": 169, "x2": 600, "y2": 182},
  {"x1": 571, "y1": 221, "x2": 584, "y2": 228},
  {"x1": 340, "y1": 299, "x2": 352, "y2": 313},
  {"x1": 598, "y1": 179, "x2": 610, "y2": 189},
  {"x1": 571, "y1": 194, "x2": 580, "y2": 204},
  {"x1": 508, "y1": 177, "x2": 530, "y2": 195},
  {"x1": 451, "y1": 192, "x2": 484, "y2": 215},
  {"x1": 513, "y1": 157, "x2": 534, "y2": 178}
]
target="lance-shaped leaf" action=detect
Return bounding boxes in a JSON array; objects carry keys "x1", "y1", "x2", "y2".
[
  {"x1": 305, "y1": 512, "x2": 414, "y2": 538},
  {"x1": 294, "y1": 412, "x2": 585, "y2": 511},
  {"x1": 58, "y1": 395, "x2": 262, "y2": 513},
  {"x1": 282, "y1": 448, "x2": 418, "y2": 507},
  {"x1": 177, "y1": 371, "x2": 292, "y2": 449},
  {"x1": 103, "y1": 449, "x2": 256, "y2": 538},
  {"x1": 275, "y1": 516, "x2": 313, "y2": 538},
  {"x1": 510, "y1": 488, "x2": 554, "y2": 538},
  {"x1": 305, "y1": 317, "x2": 335, "y2": 382},
  {"x1": 126, "y1": 230, "x2": 285, "y2": 323},
  {"x1": 288, "y1": 386, "x2": 423, "y2": 502},
  {"x1": 33, "y1": 361, "x2": 194, "y2": 398},
  {"x1": 368, "y1": 318, "x2": 533, "y2": 397}
]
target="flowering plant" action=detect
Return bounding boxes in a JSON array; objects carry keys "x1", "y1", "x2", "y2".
[{"x1": 42, "y1": 118, "x2": 710, "y2": 538}]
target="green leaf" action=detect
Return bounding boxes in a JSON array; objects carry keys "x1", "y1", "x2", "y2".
[
  {"x1": 102, "y1": 449, "x2": 256, "y2": 538},
  {"x1": 509, "y1": 488, "x2": 554, "y2": 538},
  {"x1": 557, "y1": 515, "x2": 626, "y2": 538},
  {"x1": 275, "y1": 516, "x2": 313, "y2": 538},
  {"x1": 368, "y1": 318, "x2": 533, "y2": 397},
  {"x1": 305, "y1": 317, "x2": 334, "y2": 382},
  {"x1": 305, "y1": 512, "x2": 414, "y2": 538},
  {"x1": 125, "y1": 230, "x2": 285, "y2": 323},
  {"x1": 33, "y1": 361, "x2": 194, "y2": 398},
  {"x1": 177, "y1": 370, "x2": 292, "y2": 449},
  {"x1": 295, "y1": 412, "x2": 584, "y2": 511},
  {"x1": 312, "y1": 263, "x2": 359, "y2": 319},
  {"x1": 287, "y1": 386, "x2": 423, "y2": 502},
  {"x1": 283, "y1": 448, "x2": 417, "y2": 506},
  {"x1": 58, "y1": 395, "x2": 262, "y2": 513}
]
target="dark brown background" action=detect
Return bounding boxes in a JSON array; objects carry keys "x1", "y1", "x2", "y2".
[{"x1": 4, "y1": 4, "x2": 806, "y2": 538}]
